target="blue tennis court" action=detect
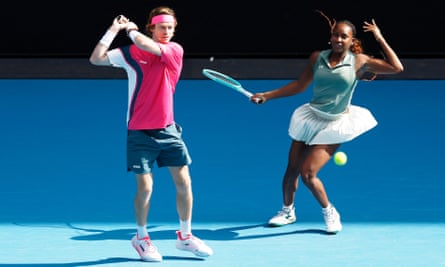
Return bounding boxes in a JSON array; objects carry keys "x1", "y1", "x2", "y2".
[{"x1": 0, "y1": 79, "x2": 444, "y2": 266}]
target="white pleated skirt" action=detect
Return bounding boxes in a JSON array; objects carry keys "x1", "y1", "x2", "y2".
[{"x1": 288, "y1": 103, "x2": 378, "y2": 145}]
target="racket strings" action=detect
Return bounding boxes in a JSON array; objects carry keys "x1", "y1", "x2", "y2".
[{"x1": 203, "y1": 69, "x2": 240, "y2": 87}]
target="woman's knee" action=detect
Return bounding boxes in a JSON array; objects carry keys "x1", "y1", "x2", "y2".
[{"x1": 300, "y1": 166, "x2": 317, "y2": 186}]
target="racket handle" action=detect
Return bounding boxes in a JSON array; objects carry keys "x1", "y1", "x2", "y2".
[
  {"x1": 244, "y1": 91, "x2": 259, "y2": 103},
  {"x1": 115, "y1": 15, "x2": 125, "y2": 23},
  {"x1": 243, "y1": 90, "x2": 262, "y2": 103},
  {"x1": 250, "y1": 95, "x2": 264, "y2": 104}
]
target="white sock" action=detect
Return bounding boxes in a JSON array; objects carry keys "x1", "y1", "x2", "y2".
[
  {"x1": 322, "y1": 203, "x2": 332, "y2": 211},
  {"x1": 282, "y1": 204, "x2": 294, "y2": 211},
  {"x1": 179, "y1": 220, "x2": 191, "y2": 238},
  {"x1": 137, "y1": 225, "x2": 148, "y2": 238}
]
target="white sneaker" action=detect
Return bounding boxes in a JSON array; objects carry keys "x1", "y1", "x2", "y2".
[
  {"x1": 176, "y1": 231, "x2": 213, "y2": 257},
  {"x1": 131, "y1": 234, "x2": 163, "y2": 262},
  {"x1": 322, "y1": 204, "x2": 342, "y2": 234},
  {"x1": 268, "y1": 207, "x2": 297, "y2": 227}
]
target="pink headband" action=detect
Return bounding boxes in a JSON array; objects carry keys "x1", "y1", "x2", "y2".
[{"x1": 151, "y1": 14, "x2": 175, "y2": 25}]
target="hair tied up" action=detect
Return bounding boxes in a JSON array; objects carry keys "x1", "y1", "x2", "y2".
[{"x1": 315, "y1": 10, "x2": 336, "y2": 33}]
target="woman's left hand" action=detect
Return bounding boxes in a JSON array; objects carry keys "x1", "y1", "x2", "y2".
[{"x1": 363, "y1": 19, "x2": 383, "y2": 41}]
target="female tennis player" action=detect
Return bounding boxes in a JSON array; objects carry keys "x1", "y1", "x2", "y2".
[
  {"x1": 89, "y1": 6, "x2": 212, "y2": 261},
  {"x1": 251, "y1": 14, "x2": 403, "y2": 233}
]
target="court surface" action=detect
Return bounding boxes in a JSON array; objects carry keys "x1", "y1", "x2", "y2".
[{"x1": 1, "y1": 79, "x2": 444, "y2": 266}]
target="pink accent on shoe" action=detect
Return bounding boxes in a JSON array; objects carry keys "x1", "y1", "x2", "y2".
[
  {"x1": 131, "y1": 234, "x2": 162, "y2": 262},
  {"x1": 176, "y1": 230, "x2": 191, "y2": 240},
  {"x1": 175, "y1": 231, "x2": 213, "y2": 257}
]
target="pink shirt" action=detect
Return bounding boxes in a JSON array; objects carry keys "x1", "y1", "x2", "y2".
[{"x1": 108, "y1": 42, "x2": 183, "y2": 130}]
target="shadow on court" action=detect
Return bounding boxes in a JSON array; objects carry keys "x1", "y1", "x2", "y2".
[
  {"x1": 0, "y1": 256, "x2": 206, "y2": 267},
  {"x1": 0, "y1": 258, "x2": 141, "y2": 267},
  {"x1": 66, "y1": 223, "x2": 326, "y2": 242},
  {"x1": 2, "y1": 222, "x2": 327, "y2": 266}
]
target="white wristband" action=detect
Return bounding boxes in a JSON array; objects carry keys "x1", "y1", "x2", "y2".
[
  {"x1": 99, "y1": 30, "x2": 117, "y2": 47},
  {"x1": 128, "y1": 30, "x2": 142, "y2": 43}
]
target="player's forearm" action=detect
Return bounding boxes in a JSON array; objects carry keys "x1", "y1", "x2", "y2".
[
  {"x1": 89, "y1": 44, "x2": 110, "y2": 65},
  {"x1": 127, "y1": 30, "x2": 162, "y2": 56},
  {"x1": 264, "y1": 81, "x2": 298, "y2": 100},
  {"x1": 89, "y1": 23, "x2": 120, "y2": 65},
  {"x1": 89, "y1": 27, "x2": 119, "y2": 65},
  {"x1": 376, "y1": 37, "x2": 404, "y2": 73}
]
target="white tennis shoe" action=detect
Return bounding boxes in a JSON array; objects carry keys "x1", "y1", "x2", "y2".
[
  {"x1": 131, "y1": 234, "x2": 163, "y2": 262},
  {"x1": 268, "y1": 207, "x2": 297, "y2": 227},
  {"x1": 322, "y1": 204, "x2": 342, "y2": 234},
  {"x1": 176, "y1": 231, "x2": 213, "y2": 257}
]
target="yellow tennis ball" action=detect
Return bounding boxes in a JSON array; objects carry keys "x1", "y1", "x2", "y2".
[{"x1": 333, "y1": 151, "x2": 347, "y2": 166}]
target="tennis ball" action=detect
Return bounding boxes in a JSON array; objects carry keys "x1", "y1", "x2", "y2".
[{"x1": 333, "y1": 151, "x2": 347, "y2": 166}]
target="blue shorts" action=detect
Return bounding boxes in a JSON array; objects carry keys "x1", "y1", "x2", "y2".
[{"x1": 127, "y1": 123, "x2": 192, "y2": 174}]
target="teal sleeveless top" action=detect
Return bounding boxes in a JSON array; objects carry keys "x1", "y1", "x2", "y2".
[{"x1": 310, "y1": 49, "x2": 358, "y2": 115}]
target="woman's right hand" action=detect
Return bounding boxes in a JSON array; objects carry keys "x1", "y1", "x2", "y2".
[{"x1": 251, "y1": 93, "x2": 266, "y2": 104}]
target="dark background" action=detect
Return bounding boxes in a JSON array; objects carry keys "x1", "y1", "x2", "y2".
[{"x1": 2, "y1": 0, "x2": 443, "y2": 58}]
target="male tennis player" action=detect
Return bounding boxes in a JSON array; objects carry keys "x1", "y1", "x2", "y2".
[{"x1": 89, "y1": 6, "x2": 213, "y2": 262}]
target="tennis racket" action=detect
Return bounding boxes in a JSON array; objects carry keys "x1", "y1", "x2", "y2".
[{"x1": 202, "y1": 68, "x2": 254, "y2": 99}]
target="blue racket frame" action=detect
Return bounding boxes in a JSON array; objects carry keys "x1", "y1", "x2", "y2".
[{"x1": 202, "y1": 68, "x2": 253, "y2": 98}]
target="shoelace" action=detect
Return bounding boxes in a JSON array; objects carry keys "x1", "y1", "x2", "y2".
[
  {"x1": 279, "y1": 211, "x2": 288, "y2": 216},
  {"x1": 323, "y1": 208, "x2": 337, "y2": 223},
  {"x1": 138, "y1": 237, "x2": 157, "y2": 251},
  {"x1": 181, "y1": 234, "x2": 204, "y2": 245},
  {"x1": 277, "y1": 208, "x2": 292, "y2": 217}
]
